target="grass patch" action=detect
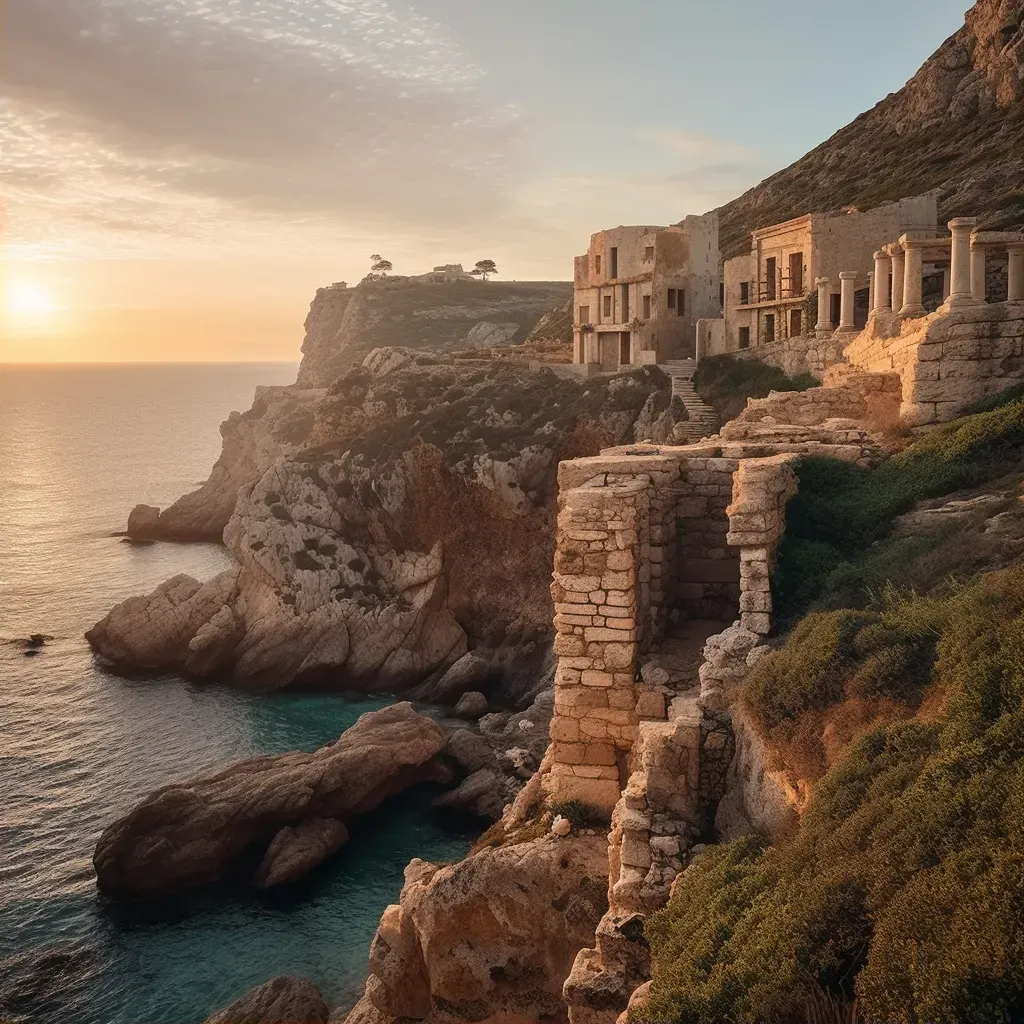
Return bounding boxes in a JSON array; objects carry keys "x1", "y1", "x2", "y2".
[
  {"x1": 693, "y1": 354, "x2": 818, "y2": 424},
  {"x1": 641, "y1": 563, "x2": 1024, "y2": 1024},
  {"x1": 775, "y1": 396, "x2": 1024, "y2": 622}
]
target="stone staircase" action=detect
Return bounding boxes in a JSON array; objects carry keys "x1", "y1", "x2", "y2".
[{"x1": 660, "y1": 360, "x2": 718, "y2": 442}]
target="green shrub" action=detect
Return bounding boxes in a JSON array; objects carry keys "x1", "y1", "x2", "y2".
[
  {"x1": 693, "y1": 355, "x2": 819, "y2": 424},
  {"x1": 549, "y1": 799, "x2": 610, "y2": 830},
  {"x1": 775, "y1": 397, "x2": 1024, "y2": 621},
  {"x1": 640, "y1": 564, "x2": 1024, "y2": 1024}
]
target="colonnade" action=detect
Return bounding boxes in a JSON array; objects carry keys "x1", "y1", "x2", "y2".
[{"x1": 816, "y1": 219, "x2": 1024, "y2": 335}]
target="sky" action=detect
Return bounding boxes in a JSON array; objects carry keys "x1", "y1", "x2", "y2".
[{"x1": 1, "y1": 0, "x2": 971, "y2": 363}]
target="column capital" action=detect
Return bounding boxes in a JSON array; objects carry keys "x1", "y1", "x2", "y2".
[
  {"x1": 1007, "y1": 242, "x2": 1024, "y2": 255},
  {"x1": 899, "y1": 234, "x2": 925, "y2": 250},
  {"x1": 873, "y1": 250, "x2": 887, "y2": 261},
  {"x1": 814, "y1": 276, "x2": 829, "y2": 287},
  {"x1": 948, "y1": 217, "x2": 978, "y2": 231},
  {"x1": 838, "y1": 270, "x2": 857, "y2": 281}
]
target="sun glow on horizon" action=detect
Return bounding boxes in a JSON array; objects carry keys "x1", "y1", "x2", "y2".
[{"x1": 4, "y1": 277, "x2": 58, "y2": 329}]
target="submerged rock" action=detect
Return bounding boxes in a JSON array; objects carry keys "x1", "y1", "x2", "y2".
[
  {"x1": 204, "y1": 976, "x2": 328, "y2": 1024},
  {"x1": 93, "y1": 703, "x2": 449, "y2": 900}
]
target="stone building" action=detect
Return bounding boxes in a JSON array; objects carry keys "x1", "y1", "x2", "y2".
[
  {"x1": 572, "y1": 214, "x2": 720, "y2": 371},
  {"x1": 716, "y1": 194, "x2": 938, "y2": 357}
]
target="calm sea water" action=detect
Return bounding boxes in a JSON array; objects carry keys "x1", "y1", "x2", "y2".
[{"x1": 0, "y1": 364, "x2": 475, "y2": 1024}]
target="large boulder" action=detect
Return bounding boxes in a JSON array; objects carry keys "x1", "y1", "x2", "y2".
[
  {"x1": 342, "y1": 836, "x2": 609, "y2": 1024},
  {"x1": 94, "y1": 703, "x2": 449, "y2": 900},
  {"x1": 205, "y1": 976, "x2": 328, "y2": 1024}
]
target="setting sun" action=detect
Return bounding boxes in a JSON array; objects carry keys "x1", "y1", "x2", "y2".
[{"x1": 4, "y1": 278, "x2": 57, "y2": 324}]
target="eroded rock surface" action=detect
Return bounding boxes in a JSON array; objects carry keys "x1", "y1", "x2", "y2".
[
  {"x1": 93, "y1": 703, "x2": 449, "y2": 900},
  {"x1": 339, "y1": 835, "x2": 609, "y2": 1024},
  {"x1": 92, "y1": 353, "x2": 679, "y2": 692},
  {"x1": 204, "y1": 976, "x2": 329, "y2": 1024}
]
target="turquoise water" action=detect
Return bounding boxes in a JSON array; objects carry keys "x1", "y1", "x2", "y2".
[{"x1": 0, "y1": 365, "x2": 476, "y2": 1023}]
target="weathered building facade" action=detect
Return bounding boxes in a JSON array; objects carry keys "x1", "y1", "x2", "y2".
[
  {"x1": 718, "y1": 194, "x2": 938, "y2": 355},
  {"x1": 572, "y1": 214, "x2": 720, "y2": 370}
]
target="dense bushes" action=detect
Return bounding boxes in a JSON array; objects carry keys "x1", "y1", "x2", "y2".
[
  {"x1": 641, "y1": 565, "x2": 1024, "y2": 1024},
  {"x1": 775, "y1": 395, "x2": 1024, "y2": 621},
  {"x1": 693, "y1": 355, "x2": 818, "y2": 424}
]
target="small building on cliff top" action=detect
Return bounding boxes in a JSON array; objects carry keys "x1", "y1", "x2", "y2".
[{"x1": 572, "y1": 213, "x2": 720, "y2": 371}]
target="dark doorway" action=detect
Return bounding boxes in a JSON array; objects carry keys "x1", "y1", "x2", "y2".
[
  {"x1": 610, "y1": 247, "x2": 619, "y2": 278},
  {"x1": 738, "y1": 326, "x2": 750, "y2": 349},
  {"x1": 764, "y1": 313, "x2": 775, "y2": 342},
  {"x1": 830, "y1": 293, "x2": 841, "y2": 327},
  {"x1": 621, "y1": 284, "x2": 630, "y2": 322},
  {"x1": 789, "y1": 308, "x2": 802, "y2": 338},
  {"x1": 619, "y1": 332, "x2": 631, "y2": 366},
  {"x1": 766, "y1": 257, "x2": 777, "y2": 300},
  {"x1": 788, "y1": 252, "x2": 804, "y2": 296}
]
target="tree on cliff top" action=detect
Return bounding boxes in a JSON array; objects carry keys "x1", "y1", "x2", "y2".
[
  {"x1": 369, "y1": 254, "x2": 393, "y2": 278},
  {"x1": 474, "y1": 259, "x2": 498, "y2": 281}
]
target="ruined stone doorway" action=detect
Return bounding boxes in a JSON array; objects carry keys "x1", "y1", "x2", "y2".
[
  {"x1": 619, "y1": 332, "x2": 631, "y2": 366},
  {"x1": 599, "y1": 333, "x2": 619, "y2": 372},
  {"x1": 788, "y1": 252, "x2": 804, "y2": 296}
]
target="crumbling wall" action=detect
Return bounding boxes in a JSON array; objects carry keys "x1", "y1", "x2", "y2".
[{"x1": 845, "y1": 302, "x2": 1024, "y2": 424}]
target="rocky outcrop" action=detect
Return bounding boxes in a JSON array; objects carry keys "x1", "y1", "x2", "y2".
[
  {"x1": 297, "y1": 280, "x2": 572, "y2": 387},
  {"x1": 205, "y1": 976, "x2": 329, "y2": 1024},
  {"x1": 718, "y1": 0, "x2": 1024, "y2": 256},
  {"x1": 91, "y1": 354, "x2": 680, "y2": 691},
  {"x1": 338, "y1": 835, "x2": 609, "y2": 1024},
  {"x1": 127, "y1": 385, "x2": 325, "y2": 542},
  {"x1": 93, "y1": 703, "x2": 450, "y2": 900}
]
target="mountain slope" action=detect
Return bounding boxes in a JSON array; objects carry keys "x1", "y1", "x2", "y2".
[{"x1": 717, "y1": 0, "x2": 1024, "y2": 257}]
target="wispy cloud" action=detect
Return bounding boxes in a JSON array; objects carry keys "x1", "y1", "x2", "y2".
[{"x1": 2, "y1": 0, "x2": 519, "y2": 259}]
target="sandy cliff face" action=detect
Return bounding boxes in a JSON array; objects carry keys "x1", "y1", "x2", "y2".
[
  {"x1": 718, "y1": 0, "x2": 1024, "y2": 256},
  {"x1": 91, "y1": 352, "x2": 681, "y2": 691},
  {"x1": 297, "y1": 279, "x2": 573, "y2": 388}
]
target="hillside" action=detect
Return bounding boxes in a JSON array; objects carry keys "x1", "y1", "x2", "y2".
[
  {"x1": 717, "y1": 0, "x2": 1024, "y2": 257},
  {"x1": 297, "y1": 279, "x2": 572, "y2": 387}
]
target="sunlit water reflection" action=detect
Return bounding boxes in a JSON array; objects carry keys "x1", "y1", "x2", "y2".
[{"x1": 0, "y1": 365, "x2": 475, "y2": 1023}]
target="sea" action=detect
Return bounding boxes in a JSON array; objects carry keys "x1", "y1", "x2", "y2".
[{"x1": 0, "y1": 364, "x2": 476, "y2": 1024}]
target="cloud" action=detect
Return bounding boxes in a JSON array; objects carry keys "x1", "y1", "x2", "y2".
[{"x1": 2, "y1": 0, "x2": 521, "y2": 258}]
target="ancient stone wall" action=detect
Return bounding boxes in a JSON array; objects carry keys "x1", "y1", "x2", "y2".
[
  {"x1": 728, "y1": 333, "x2": 847, "y2": 378},
  {"x1": 726, "y1": 455, "x2": 799, "y2": 636},
  {"x1": 844, "y1": 301, "x2": 1024, "y2": 424}
]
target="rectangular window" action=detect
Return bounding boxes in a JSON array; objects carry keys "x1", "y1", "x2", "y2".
[
  {"x1": 678, "y1": 289, "x2": 686, "y2": 316},
  {"x1": 642, "y1": 294, "x2": 651, "y2": 319},
  {"x1": 739, "y1": 281, "x2": 749, "y2": 305},
  {"x1": 667, "y1": 288, "x2": 677, "y2": 309},
  {"x1": 595, "y1": 254, "x2": 602, "y2": 275},
  {"x1": 603, "y1": 294, "x2": 612, "y2": 318},
  {"x1": 764, "y1": 313, "x2": 776, "y2": 341},
  {"x1": 790, "y1": 308, "x2": 803, "y2": 337},
  {"x1": 738, "y1": 326, "x2": 750, "y2": 349},
  {"x1": 766, "y1": 257, "x2": 777, "y2": 301},
  {"x1": 621, "y1": 284, "x2": 629, "y2": 322},
  {"x1": 720, "y1": 282, "x2": 725, "y2": 308},
  {"x1": 644, "y1": 245, "x2": 655, "y2": 261},
  {"x1": 578, "y1": 305, "x2": 590, "y2": 324},
  {"x1": 610, "y1": 247, "x2": 618, "y2": 278}
]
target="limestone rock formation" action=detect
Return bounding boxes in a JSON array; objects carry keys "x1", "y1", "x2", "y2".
[
  {"x1": 93, "y1": 703, "x2": 450, "y2": 900},
  {"x1": 340, "y1": 835, "x2": 609, "y2": 1024},
  {"x1": 205, "y1": 976, "x2": 329, "y2": 1024},
  {"x1": 127, "y1": 385, "x2": 325, "y2": 542},
  {"x1": 718, "y1": 0, "x2": 1024, "y2": 257},
  {"x1": 296, "y1": 279, "x2": 572, "y2": 387},
  {"x1": 91, "y1": 354, "x2": 680, "y2": 692}
]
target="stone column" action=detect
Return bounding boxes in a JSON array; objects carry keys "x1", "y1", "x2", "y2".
[
  {"x1": 947, "y1": 217, "x2": 977, "y2": 308},
  {"x1": 872, "y1": 251, "x2": 890, "y2": 313},
  {"x1": 814, "y1": 276, "x2": 832, "y2": 337},
  {"x1": 899, "y1": 236, "x2": 926, "y2": 317},
  {"x1": 868, "y1": 271, "x2": 875, "y2": 312},
  {"x1": 971, "y1": 240, "x2": 987, "y2": 303},
  {"x1": 837, "y1": 271, "x2": 858, "y2": 334},
  {"x1": 890, "y1": 247, "x2": 905, "y2": 314},
  {"x1": 1009, "y1": 244, "x2": 1024, "y2": 302}
]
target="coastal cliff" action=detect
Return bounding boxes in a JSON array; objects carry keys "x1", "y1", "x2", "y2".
[
  {"x1": 89, "y1": 351, "x2": 684, "y2": 691},
  {"x1": 297, "y1": 279, "x2": 572, "y2": 388}
]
